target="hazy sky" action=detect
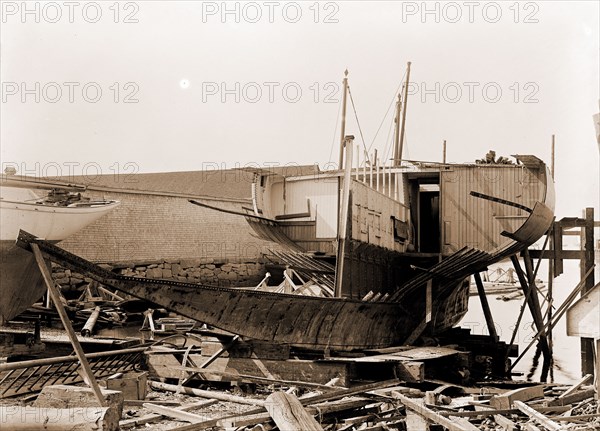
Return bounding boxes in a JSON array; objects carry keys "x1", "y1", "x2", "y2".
[{"x1": 1, "y1": 0, "x2": 598, "y2": 217}]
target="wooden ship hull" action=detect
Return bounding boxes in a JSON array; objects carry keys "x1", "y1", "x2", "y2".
[
  {"x1": 17, "y1": 175, "x2": 553, "y2": 350},
  {"x1": 0, "y1": 179, "x2": 120, "y2": 324}
]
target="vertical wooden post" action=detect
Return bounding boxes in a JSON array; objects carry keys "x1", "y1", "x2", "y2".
[
  {"x1": 580, "y1": 207, "x2": 595, "y2": 375},
  {"x1": 473, "y1": 272, "x2": 498, "y2": 342},
  {"x1": 547, "y1": 224, "x2": 555, "y2": 382},
  {"x1": 31, "y1": 244, "x2": 106, "y2": 406},
  {"x1": 443, "y1": 140, "x2": 447, "y2": 164},
  {"x1": 334, "y1": 136, "x2": 354, "y2": 298}
]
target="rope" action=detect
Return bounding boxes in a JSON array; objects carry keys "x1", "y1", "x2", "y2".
[
  {"x1": 327, "y1": 95, "x2": 342, "y2": 165},
  {"x1": 347, "y1": 85, "x2": 371, "y2": 165},
  {"x1": 368, "y1": 68, "x2": 407, "y2": 154}
]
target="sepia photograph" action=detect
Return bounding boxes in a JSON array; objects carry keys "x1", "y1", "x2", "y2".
[{"x1": 1, "y1": 1, "x2": 599, "y2": 429}]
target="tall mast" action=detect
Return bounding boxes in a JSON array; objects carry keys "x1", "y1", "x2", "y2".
[
  {"x1": 392, "y1": 93, "x2": 402, "y2": 167},
  {"x1": 398, "y1": 61, "x2": 411, "y2": 165},
  {"x1": 338, "y1": 69, "x2": 349, "y2": 169}
]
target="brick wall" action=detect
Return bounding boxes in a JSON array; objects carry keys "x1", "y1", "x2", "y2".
[{"x1": 59, "y1": 190, "x2": 279, "y2": 264}]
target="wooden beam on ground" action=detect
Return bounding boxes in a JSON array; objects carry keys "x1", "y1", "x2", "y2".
[
  {"x1": 171, "y1": 379, "x2": 402, "y2": 431},
  {"x1": 558, "y1": 373, "x2": 592, "y2": 399},
  {"x1": 513, "y1": 401, "x2": 562, "y2": 431},
  {"x1": 120, "y1": 400, "x2": 217, "y2": 429},
  {"x1": 392, "y1": 392, "x2": 480, "y2": 431},
  {"x1": 142, "y1": 403, "x2": 208, "y2": 423},
  {"x1": 490, "y1": 385, "x2": 545, "y2": 410},
  {"x1": 149, "y1": 381, "x2": 265, "y2": 407},
  {"x1": 265, "y1": 392, "x2": 323, "y2": 431},
  {"x1": 31, "y1": 243, "x2": 106, "y2": 407},
  {"x1": 174, "y1": 365, "x2": 342, "y2": 390}
]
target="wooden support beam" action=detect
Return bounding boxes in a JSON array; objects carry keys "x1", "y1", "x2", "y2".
[
  {"x1": 580, "y1": 207, "x2": 595, "y2": 376},
  {"x1": 473, "y1": 272, "x2": 498, "y2": 342},
  {"x1": 181, "y1": 334, "x2": 239, "y2": 385},
  {"x1": 513, "y1": 401, "x2": 562, "y2": 431},
  {"x1": 31, "y1": 243, "x2": 106, "y2": 407},
  {"x1": 511, "y1": 253, "x2": 552, "y2": 382}
]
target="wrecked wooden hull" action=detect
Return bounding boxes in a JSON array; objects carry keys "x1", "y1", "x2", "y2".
[{"x1": 16, "y1": 196, "x2": 553, "y2": 350}]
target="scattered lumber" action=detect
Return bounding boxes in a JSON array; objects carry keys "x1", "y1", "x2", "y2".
[
  {"x1": 514, "y1": 400, "x2": 563, "y2": 431},
  {"x1": 391, "y1": 391, "x2": 480, "y2": 431},
  {"x1": 558, "y1": 373, "x2": 593, "y2": 399},
  {"x1": 119, "y1": 399, "x2": 218, "y2": 429},
  {"x1": 489, "y1": 385, "x2": 545, "y2": 409},
  {"x1": 142, "y1": 402, "x2": 209, "y2": 423},
  {"x1": 149, "y1": 380, "x2": 266, "y2": 406}
]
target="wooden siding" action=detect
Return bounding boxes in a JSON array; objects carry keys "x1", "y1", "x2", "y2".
[
  {"x1": 350, "y1": 180, "x2": 409, "y2": 253},
  {"x1": 440, "y1": 165, "x2": 548, "y2": 254}
]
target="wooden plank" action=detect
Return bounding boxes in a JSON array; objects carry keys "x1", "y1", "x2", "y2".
[
  {"x1": 142, "y1": 403, "x2": 207, "y2": 423},
  {"x1": 392, "y1": 392, "x2": 480, "y2": 431},
  {"x1": 266, "y1": 392, "x2": 321, "y2": 431},
  {"x1": 513, "y1": 401, "x2": 562, "y2": 431},
  {"x1": 548, "y1": 387, "x2": 595, "y2": 406},
  {"x1": 31, "y1": 243, "x2": 106, "y2": 407},
  {"x1": 120, "y1": 400, "x2": 218, "y2": 429},
  {"x1": 149, "y1": 381, "x2": 266, "y2": 406},
  {"x1": 558, "y1": 373, "x2": 592, "y2": 399},
  {"x1": 493, "y1": 414, "x2": 517, "y2": 431},
  {"x1": 174, "y1": 365, "x2": 342, "y2": 390},
  {"x1": 489, "y1": 385, "x2": 545, "y2": 409}
]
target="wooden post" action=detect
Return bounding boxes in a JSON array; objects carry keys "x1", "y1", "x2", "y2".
[
  {"x1": 443, "y1": 140, "x2": 447, "y2": 164},
  {"x1": 580, "y1": 207, "x2": 595, "y2": 375},
  {"x1": 30, "y1": 243, "x2": 106, "y2": 407},
  {"x1": 334, "y1": 136, "x2": 354, "y2": 298},
  {"x1": 473, "y1": 272, "x2": 499, "y2": 342}
]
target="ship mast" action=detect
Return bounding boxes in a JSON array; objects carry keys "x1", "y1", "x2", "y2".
[
  {"x1": 396, "y1": 61, "x2": 411, "y2": 166},
  {"x1": 338, "y1": 69, "x2": 349, "y2": 169}
]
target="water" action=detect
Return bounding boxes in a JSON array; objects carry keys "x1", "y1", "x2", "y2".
[{"x1": 460, "y1": 260, "x2": 593, "y2": 384}]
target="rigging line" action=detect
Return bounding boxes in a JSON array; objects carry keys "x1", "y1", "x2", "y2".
[
  {"x1": 381, "y1": 110, "x2": 396, "y2": 166},
  {"x1": 368, "y1": 68, "x2": 407, "y2": 154},
  {"x1": 348, "y1": 86, "x2": 371, "y2": 163},
  {"x1": 347, "y1": 84, "x2": 371, "y2": 166},
  {"x1": 327, "y1": 95, "x2": 343, "y2": 164}
]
